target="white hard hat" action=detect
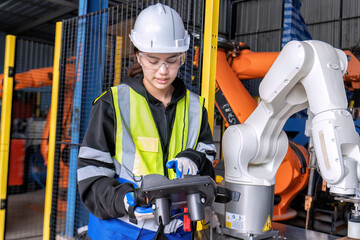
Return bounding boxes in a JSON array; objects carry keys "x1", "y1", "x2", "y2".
[{"x1": 129, "y1": 3, "x2": 190, "y2": 53}]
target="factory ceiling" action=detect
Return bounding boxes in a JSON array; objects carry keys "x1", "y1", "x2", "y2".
[{"x1": 0, "y1": 0, "x2": 126, "y2": 44}]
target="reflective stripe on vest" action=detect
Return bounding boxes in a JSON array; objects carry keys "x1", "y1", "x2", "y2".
[{"x1": 111, "y1": 84, "x2": 203, "y2": 180}]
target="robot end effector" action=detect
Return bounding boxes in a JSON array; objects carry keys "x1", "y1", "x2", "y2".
[
  {"x1": 310, "y1": 107, "x2": 360, "y2": 197},
  {"x1": 299, "y1": 40, "x2": 360, "y2": 197}
]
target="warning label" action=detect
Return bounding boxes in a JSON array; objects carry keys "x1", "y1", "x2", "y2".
[
  {"x1": 262, "y1": 215, "x2": 272, "y2": 232},
  {"x1": 225, "y1": 212, "x2": 245, "y2": 230}
]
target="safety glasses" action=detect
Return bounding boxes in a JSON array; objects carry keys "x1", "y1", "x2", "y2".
[{"x1": 138, "y1": 52, "x2": 186, "y2": 70}]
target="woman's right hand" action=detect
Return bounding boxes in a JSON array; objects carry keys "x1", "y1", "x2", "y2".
[{"x1": 124, "y1": 192, "x2": 154, "y2": 222}]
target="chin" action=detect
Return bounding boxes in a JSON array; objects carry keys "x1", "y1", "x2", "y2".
[{"x1": 155, "y1": 83, "x2": 171, "y2": 90}]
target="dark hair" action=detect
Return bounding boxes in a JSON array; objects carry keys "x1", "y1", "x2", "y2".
[{"x1": 127, "y1": 47, "x2": 143, "y2": 77}]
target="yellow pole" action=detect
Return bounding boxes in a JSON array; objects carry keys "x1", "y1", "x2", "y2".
[
  {"x1": 197, "y1": 0, "x2": 220, "y2": 231},
  {"x1": 43, "y1": 21, "x2": 62, "y2": 240},
  {"x1": 201, "y1": 0, "x2": 220, "y2": 133},
  {"x1": 0, "y1": 35, "x2": 16, "y2": 240},
  {"x1": 114, "y1": 36, "x2": 123, "y2": 86}
]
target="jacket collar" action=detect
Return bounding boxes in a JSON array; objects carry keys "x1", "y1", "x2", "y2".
[{"x1": 122, "y1": 75, "x2": 187, "y2": 105}]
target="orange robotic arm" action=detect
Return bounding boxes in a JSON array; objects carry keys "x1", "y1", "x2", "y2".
[
  {"x1": 343, "y1": 49, "x2": 360, "y2": 91},
  {"x1": 230, "y1": 44, "x2": 279, "y2": 80},
  {"x1": 0, "y1": 67, "x2": 53, "y2": 98}
]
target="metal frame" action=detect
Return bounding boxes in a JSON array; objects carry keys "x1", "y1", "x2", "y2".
[
  {"x1": 201, "y1": 0, "x2": 220, "y2": 132},
  {"x1": 43, "y1": 22, "x2": 62, "y2": 240},
  {"x1": 0, "y1": 34, "x2": 16, "y2": 240}
]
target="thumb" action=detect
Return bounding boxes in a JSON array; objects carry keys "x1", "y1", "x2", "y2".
[
  {"x1": 125, "y1": 192, "x2": 135, "y2": 206},
  {"x1": 166, "y1": 159, "x2": 177, "y2": 169}
]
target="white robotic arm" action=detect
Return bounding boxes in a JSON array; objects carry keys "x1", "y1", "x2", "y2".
[
  {"x1": 222, "y1": 40, "x2": 360, "y2": 239},
  {"x1": 224, "y1": 40, "x2": 310, "y2": 187},
  {"x1": 224, "y1": 40, "x2": 360, "y2": 194}
]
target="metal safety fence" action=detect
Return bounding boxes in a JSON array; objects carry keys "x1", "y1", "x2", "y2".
[
  {"x1": 0, "y1": 37, "x2": 54, "y2": 239},
  {"x1": 49, "y1": 1, "x2": 206, "y2": 238}
]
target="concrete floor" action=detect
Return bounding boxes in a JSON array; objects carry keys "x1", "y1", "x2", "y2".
[
  {"x1": 195, "y1": 222, "x2": 340, "y2": 240},
  {"x1": 5, "y1": 189, "x2": 45, "y2": 240}
]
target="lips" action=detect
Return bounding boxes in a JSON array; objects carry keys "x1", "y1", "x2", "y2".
[{"x1": 156, "y1": 78, "x2": 169, "y2": 84}]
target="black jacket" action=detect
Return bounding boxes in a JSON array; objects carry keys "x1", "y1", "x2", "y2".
[{"x1": 77, "y1": 76, "x2": 216, "y2": 220}]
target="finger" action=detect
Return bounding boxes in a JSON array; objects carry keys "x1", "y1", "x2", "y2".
[
  {"x1": 189, "y1": 165, "x2": 196, "y2": 175},
  {"x1": 135, "y1": 212, "x2": 154, "y2": 221},
  {"x1": 166, "y1": 160, "x2": 176, "y2": 169},
  {"x1": 176, "y1": 168, "x2": 183, "y2": 178},
  {"x1": 192, "y1": 165, "x2": 199, "y2": 175},
  {"x1": 126, "y1": 192, "x2": 136, "y2": 205},
  {"x1": 189, "y1": 166, "x2": 197, "y2": 175},
  {"x1": 177, "y1": 161, "x2": 184, "y2": 178},
  {"x1": 135, "y1": 206, "x2": 153, "y2": 214}
]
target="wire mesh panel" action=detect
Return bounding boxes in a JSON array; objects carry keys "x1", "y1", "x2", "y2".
[
  {"x1": 0, "y1": 33, "x2": 6, "y2": 74},
  {"x1": 52, "y1": 0, "x2": 205, "y2": 238},
  {"x1": 2, "y1": 39, "x2": 53, "y2": 239}
]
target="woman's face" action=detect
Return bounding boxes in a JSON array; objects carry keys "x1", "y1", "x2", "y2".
[{"x1": 136, "y1": 52, "x2": 185, "y2": 94}]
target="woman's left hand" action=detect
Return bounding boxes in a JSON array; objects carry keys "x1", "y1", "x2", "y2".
[{"x1": 166, "y1": 157, "x2": 198, "y2": 178}]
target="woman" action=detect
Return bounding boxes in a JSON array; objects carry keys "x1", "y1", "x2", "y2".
[{"x1": 77, "y1": 3, "x2": 216, "y2": 239}]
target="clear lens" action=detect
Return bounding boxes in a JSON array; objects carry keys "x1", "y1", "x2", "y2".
[{"x1": 138, "y1": 52, "x2": 185, "y2": 70}]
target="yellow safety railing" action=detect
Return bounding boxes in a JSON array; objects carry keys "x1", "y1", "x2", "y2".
[
  {"x1": 0, "y1": 35, "x2": 16, "y2": 240},
  {"x1": 201, "y1": 0, "x2": 220, "y2": 133},
  {"x1": 198, "y1": 0, "x2": 220, "y2": 231},
  {"x1": 43, "y1": 21, "x2": 62, "y2": 240}
]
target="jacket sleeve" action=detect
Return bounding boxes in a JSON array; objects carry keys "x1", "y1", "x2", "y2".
[
  {"x1": 175, "y1": 105, "x2": 216, "y2": 179},
  {"x1": 77, "y1": 90, "x2": 134, "y2": 220}
]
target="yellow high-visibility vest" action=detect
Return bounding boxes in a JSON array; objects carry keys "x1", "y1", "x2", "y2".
[{"x1": 111, "y1": 84, "x2": 204, "y2": 180}]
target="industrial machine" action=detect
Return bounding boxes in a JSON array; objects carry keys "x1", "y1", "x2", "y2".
[
  {"x1": 0, "y1": 67, "x2": 53, "y2": 192},
  {"x1": 215, "y1": 42, "x2": 310, "y2": 222},
  {"x1": 220, "y1": 40, "x2": 360, "y2": 239}
]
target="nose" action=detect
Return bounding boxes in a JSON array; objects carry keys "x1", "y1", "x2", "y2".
[{"x1": 158, "y1": 62, "x2": 169, "y2": 74}]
